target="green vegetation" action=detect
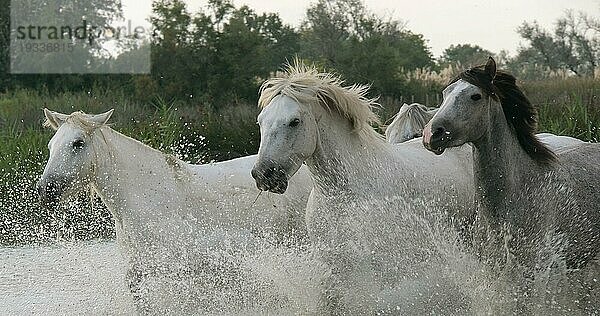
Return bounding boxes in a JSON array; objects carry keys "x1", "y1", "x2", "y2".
[
  {"x1": 438, "y1": 44, "x2": 495, "y2": 69},
  {"x1": 527, "y1": 77, "x2": 600, "y2": 142}
]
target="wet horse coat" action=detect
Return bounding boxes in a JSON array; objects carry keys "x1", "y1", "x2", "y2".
[
  {"x1": 423, "y1": 58, "x2": 600, "y2": 270},
  {"x1": 252, "y1": 62, "x2": 476, "y2": 314},
  {"x1": 37, "y1": 109, "x2": 314, "y2": 313}
]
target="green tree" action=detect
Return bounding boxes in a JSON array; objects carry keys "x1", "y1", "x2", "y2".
[
  {"x1": 209, "y1": 6, "x2": 300, "y2": 101},
  {"x1": 150, "y1": 0, "x2": 195, "y2": 98},
  {"x1": 300, "y1": 0, "x2": 434, "y2": 98},
  {"x1": 0, "y1": 0, "x2": 9, "y2": 91},
  {"x1": 150, "y1": 0, "x2": 299, "y2": 104},
  {"x1": 514, "y1": 10, "x2": 599, "y2": 77},
  {"x1": 439, "y1": 44, "x2": 494, "y2": 68},
  {"x1": 1, "y1": 0, "x2": 129, "y2": 93}
]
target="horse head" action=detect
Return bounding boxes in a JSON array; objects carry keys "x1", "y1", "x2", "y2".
[
  {"x1": 252, "y1": 95, "x2": 318, "y2": 194},
  {"x1": 37, "y1": 108, "x2": 113, "y2": 205}
]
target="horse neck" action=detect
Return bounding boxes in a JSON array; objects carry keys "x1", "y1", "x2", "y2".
[
  {"x1": 471, "y1": 100, "x2": 538, "y2": 224},
  {"x1": 90, "y1": 127, "x2": 175, "y2": 220},
  {"x1": 306, "y1": 108, "x2": 391, "y2": 195}
]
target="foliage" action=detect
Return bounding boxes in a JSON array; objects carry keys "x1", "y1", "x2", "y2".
[
  {"x1": 0, "y1": 0, "x2": 9, "y2": 90},
  {"x1": 439, "y1": 44, "x2": 495, "y2": 69},
  {"x1": 523, "y1": 76, "x2": 600, "y2": 142},
  {"x1": 149, "y1": 0, "x2": 299, "y2": 104},
  {"x1": 0, "y1": 0, "x2": 130, "y2": 91},
  {"x1": 537, "y1": 95, "x2": 600, "y2": 142},
  {"x1": 509, "y1": 10, "x2": 600, "y2": 79},
  {"x1": 300, "y1": 0, "x2": 434, "y2": 98},
  {"x1": 145, "y1": 0, "x2": 438, "y2": 103}
]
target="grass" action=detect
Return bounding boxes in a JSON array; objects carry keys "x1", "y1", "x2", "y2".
[
  {"x1": 0, "y1": 76, "x2": 598, "y2": 245},
  {"x1": 522, "y1": 76, "x2": 600, "y2": 142},
  {"x1": 537, "y1": 94, "x2": 600, "y2": 142}
]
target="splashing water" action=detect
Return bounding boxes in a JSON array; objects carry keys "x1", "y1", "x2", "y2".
[
  {"x1": 1, "y1": 160, "x2": 599, "y2": 314},
  {"x1": 0, "y1": 241, "x2": 135, "y2": 314}
]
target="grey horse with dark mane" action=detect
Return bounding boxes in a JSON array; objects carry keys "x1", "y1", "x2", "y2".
[{"x1": 422, "y1": 57, "x2": 600, "y2": 310}]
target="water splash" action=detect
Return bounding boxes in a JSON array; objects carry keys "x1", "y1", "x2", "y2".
[{"x1": 1, "y1": 152, "x2": 599, "y2": 314}]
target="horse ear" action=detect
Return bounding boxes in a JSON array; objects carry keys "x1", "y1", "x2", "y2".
[
  {"x1": 485, "y1": 56, "x2": 497, "y2": 79},
  {"x1": 43, "y1": 108, "x2": 68, "y2": 130},
  {"x1": 90, "y1": 109, "x2": 114, "y2": 125}
]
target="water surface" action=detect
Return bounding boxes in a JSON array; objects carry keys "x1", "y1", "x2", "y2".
[{"x1": 0, "y1": 241, "x2": 135, "y2": 315}]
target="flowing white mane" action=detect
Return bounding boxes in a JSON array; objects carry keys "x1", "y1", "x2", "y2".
[
  {"x1": 259, "y1": 62, "x2": 382, "y2": 137},
  {"x1": 43, "y1": 111, "x2": 108, "y2": 133}
]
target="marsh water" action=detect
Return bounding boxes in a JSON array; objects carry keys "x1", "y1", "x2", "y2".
[
  {"x1": 1, "y1": 165, "x2": 599, "y2": 315},
  {"x1": 2, "y1": 217, "x2": 598, "y2": 315},
  {"x1": 0, "y1": 241, "x2": 136, "y2": 315}
]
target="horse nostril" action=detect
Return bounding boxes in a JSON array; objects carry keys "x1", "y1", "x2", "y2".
[
  {"x1": 251, "y1": 168, "x2": 260, "y2": 181},
  {"x1": 251, "y1": 166, "x2": 274, "y2": 181},
  {"x1": 251, "y1": 163, "x2": 289, "y2": 193},
  {"x1": 432, "y1": 126, "x2": 446, "y2": 138}
]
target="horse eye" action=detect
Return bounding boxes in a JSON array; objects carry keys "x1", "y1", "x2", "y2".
[
  {"x1": 289, "y1": 118, "x2": 301, "y2": 127},
  {"x1": 72, "y1": 139, "x2": 85, "y2": 151},
  {"x1": 471, "y1": 93, "x2": 482, "y2": 101}
]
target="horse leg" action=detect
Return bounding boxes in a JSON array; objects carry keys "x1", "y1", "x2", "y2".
[
  {"x1": 126, "y1": 265, "x2": 152, "y2": 315},
  {"x1": 317, "y1": 253, "x2": 377, "y2": 315},
  {"x1": 317, "y1": 274, "x2": 346, "y2": 316}
]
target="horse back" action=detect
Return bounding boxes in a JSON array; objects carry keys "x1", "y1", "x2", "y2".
[{"x1": 556, "y1": 143, "x2": 600, "y2": 267}]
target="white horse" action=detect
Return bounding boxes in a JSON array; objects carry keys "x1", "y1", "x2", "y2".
[
  {"x1": 251, "y1": 63, "x2": 477, "y2": 314},
  {"x1": 37, "y1": 109, "x2": 314, "y2": 314},
  {"x1": 423, "y1": 58, "x2": 600, "y2": 311},
  {"x1": 385, "y1": 103, "x2": 437, "y2": 143}
]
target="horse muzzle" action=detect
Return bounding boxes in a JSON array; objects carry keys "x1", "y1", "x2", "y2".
[
  {"x1": 422, "y1": 122, "x2": 451, "y2": 155},
  {"x1": 251, "y1": 163, "x2": 289, "y2": 194},
  {"x1": 36, "y1": 176, "x2": 69, "y2": 206}
]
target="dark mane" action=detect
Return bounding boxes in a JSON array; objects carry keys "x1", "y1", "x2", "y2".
[{"x1": 449, "y1": 65, "x2": 557, "y2": 164}]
